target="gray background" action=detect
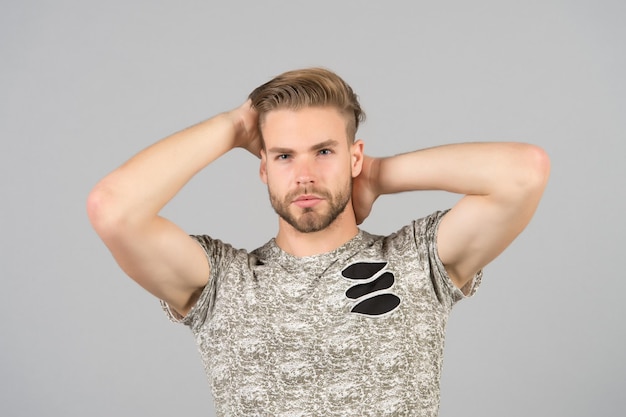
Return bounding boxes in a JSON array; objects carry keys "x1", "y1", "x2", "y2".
[{"x1": 2, "y1": 0, "x2": 624, "y2": 416}]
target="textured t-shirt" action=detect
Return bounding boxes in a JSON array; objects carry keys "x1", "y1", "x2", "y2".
[{"x1": 163, "y1": 211, "x2": 481, "y2": 416}]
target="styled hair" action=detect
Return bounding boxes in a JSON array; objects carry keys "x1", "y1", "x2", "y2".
[{"x1": 248, "y1": 67, "x2": 365, "y2": 141}]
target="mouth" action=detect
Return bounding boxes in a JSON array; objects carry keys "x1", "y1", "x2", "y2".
[{"x1": 292, "y1": 194, "x2": 323, "y2": 208}]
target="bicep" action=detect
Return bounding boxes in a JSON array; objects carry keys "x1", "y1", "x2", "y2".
[{"x1": 102, "y1": 216, "x2": 210, "y2": 314}]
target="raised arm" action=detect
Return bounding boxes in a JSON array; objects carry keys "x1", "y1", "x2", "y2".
[
  {"x1": 87, "y1": 101, "x2": 261, "y2": 316},
  {"x1": 353, "y1": 142, "x2": 550, "y2": 289}
]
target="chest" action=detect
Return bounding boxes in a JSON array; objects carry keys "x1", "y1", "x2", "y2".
[
  {"x1": 193, "y1": 258, "x2": 450, "y2": 416},
  {"x1": 202, "y1": 258, "x2": 447, "y2": 363}
]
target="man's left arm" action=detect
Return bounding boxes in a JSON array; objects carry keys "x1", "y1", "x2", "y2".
[{"x1": 353, "y1": 142, "x2": 550, "y2": 289}]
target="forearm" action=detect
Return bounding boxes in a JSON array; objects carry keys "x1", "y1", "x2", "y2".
[
  {"x1": 88, "y1": 112, "x2": 240, "y2": 227},
  {"x1": 373, "y1": 142, "x2": 549, "y2": 200}
]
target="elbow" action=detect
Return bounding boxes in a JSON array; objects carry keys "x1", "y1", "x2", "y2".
[
  {"x1": 86, "y1": 181, "x2": 128, "y2": 240},
  {"x1": 499, "y1": 144, "x2": 550, "y2": 206},
  {"x1": 522, "y1": 144, "x2": 551, "y2": 194},
  {"x1": 495, "y1": 143, "x2": 550, "y2": 204}
]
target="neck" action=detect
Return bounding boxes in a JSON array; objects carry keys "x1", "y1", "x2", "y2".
[{"x1": 274, "y1": 207, "x2": 359, "y2": 257}]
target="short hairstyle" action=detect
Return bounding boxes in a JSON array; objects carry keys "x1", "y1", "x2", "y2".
[{"x1": 248, "y1": 67, "x2": 365, "y2": 141}]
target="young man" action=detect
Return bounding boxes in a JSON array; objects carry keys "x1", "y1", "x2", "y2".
[{"x1": 87, "y1": 68, "x2": 549, "y2": 416}]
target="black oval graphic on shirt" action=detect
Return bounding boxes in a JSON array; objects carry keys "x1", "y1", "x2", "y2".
[
  {"x1": 351, "y1": 294, "x2": 401, "y2": 316},
  {"x1": 341, "y1": 262, "x2": 387, "y2": 280},
  {"x1": 345, "y1": 272, "x2": 395, "y2": 299}
]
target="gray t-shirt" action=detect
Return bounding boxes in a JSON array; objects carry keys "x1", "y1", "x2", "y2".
[{"x1": 163, "y1": 211, "x2": 481, "y2": 416}]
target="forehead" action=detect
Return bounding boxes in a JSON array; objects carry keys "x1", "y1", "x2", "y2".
[{"x1": 261, "y1": 107, "x2": 349, "y2": 148}]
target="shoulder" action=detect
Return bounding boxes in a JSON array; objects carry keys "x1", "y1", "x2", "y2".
[
  {"x1": 411, "y1": 210, "x2": 450, "y2": 238},
  {"x1": 373, "y1": 210, "x2": 450, "y2": 249},
  {"x1": 191, "y1": 234, "x2": 260, "y2": 271}
]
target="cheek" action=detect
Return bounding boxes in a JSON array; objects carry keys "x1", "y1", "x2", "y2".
[
  {"x1": 262, "y1": 160, "x2": 291, "y2": 186},
  {"x1": 265, "y1": 169, "x2": 288, "y2": 191},
  {"x1": 341, "y1": 159, "x2": 357, "y2": 178}
]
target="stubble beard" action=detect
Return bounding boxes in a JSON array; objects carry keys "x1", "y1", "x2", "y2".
[{"x1": 269, "y1": 179, "x2": 352, "y2": 233}]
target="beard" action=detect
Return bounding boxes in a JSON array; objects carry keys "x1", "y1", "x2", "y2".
[{"x1": 268, "y1": 179, "x2": 352, "y2": 233}]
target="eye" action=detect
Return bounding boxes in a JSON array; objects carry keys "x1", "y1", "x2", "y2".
[
  {"x1": 276, "y1": 154, "x2": 291, "y2": 160},
  {"x1": 318, "y1": 148, "x2": 333, "y2": 156}
]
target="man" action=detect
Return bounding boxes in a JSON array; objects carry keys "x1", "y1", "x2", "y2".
[{"x1": 87, "y1": 68, "x2": 550, "y2": 416}]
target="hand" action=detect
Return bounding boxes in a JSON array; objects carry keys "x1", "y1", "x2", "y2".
[
  {"x1": 228, "y1": 99, "x2": 263, "y2": 158},
  {"x1": 351, "y1": 155, "x2": 380, "y2": 225}
]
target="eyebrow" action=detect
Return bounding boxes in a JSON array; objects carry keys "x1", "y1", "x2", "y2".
[{"x1": 267, "y1": 139, "x2": 340, "y2": 154}]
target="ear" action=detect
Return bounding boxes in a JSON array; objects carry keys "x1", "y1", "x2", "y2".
[
  {"x1": 259, "y1": 149, "x2": 268, "y2": 184},
  {"x1": 350, "y1": 139, "x2": 365, "y2": 178}
]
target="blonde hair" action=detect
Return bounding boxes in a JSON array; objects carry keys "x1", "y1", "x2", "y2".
[{"x1": 248, "y1": 67, "x2": 365, "y2": 141}]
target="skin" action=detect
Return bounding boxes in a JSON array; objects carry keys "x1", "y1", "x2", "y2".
[
  {"x1": 87, "y1": 100, "x2": 550, "y2": 317},
  {"x1": 260, "y1": 107, "x2": 364, "y2": 256}
]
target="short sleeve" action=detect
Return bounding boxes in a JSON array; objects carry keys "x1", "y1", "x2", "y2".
[
  {"x1": 160, "y1": 235, "x2": 239, "y2": 328},
  {"x1": 415, "y1": 210, "x2": 482, "y2": 311}
]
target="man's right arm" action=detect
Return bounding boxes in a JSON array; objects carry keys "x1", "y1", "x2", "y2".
[{"x1": 87, "y1": 101, "x2": 261, "y2": 317}]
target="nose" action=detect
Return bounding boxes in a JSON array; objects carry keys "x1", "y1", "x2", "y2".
[{"x1": 295, "y1": 157, "x2": 315, "y2": 185}]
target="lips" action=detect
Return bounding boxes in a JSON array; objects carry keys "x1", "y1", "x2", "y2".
[
  {"x1": 294, "y1": 194, "x2": 320, "y2": 202},
  {"x1": 292, "y1": 194, "x2": 323, "y2": 208}
]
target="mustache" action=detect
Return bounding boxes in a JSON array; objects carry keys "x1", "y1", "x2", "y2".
[{"x1": 285, "y1": 186, "x2": 331, "y2": 202}]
